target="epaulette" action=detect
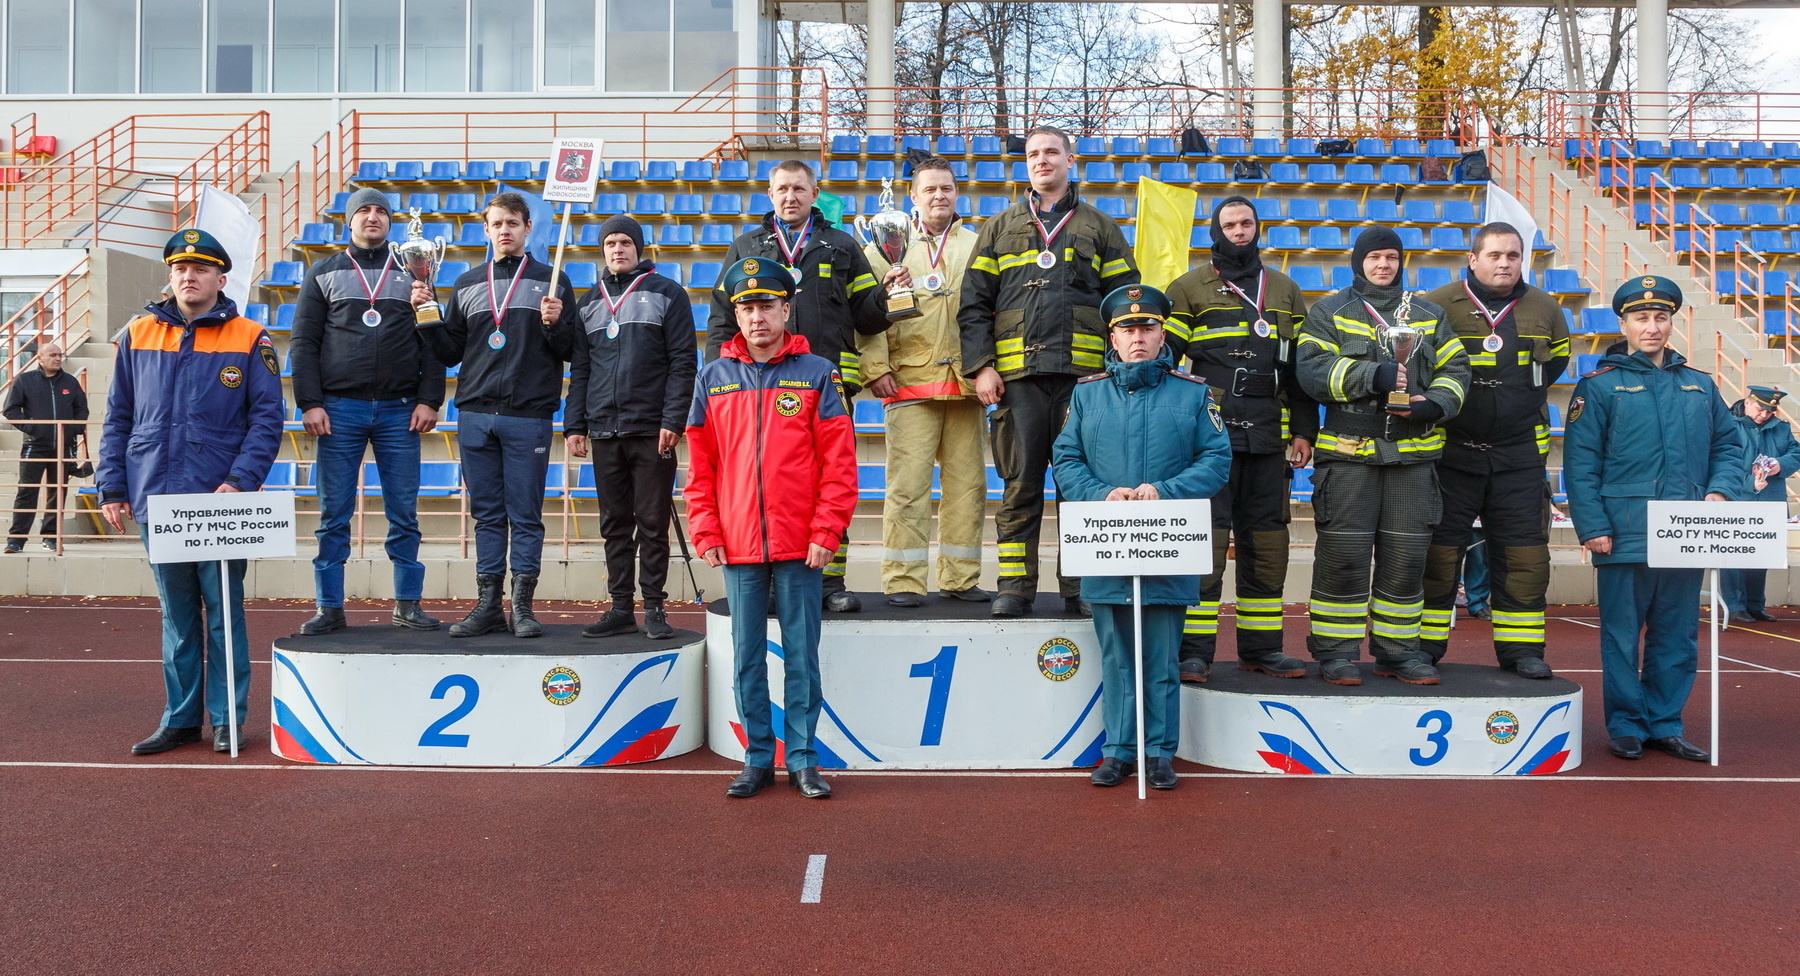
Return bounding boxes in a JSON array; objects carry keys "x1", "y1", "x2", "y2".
[
  {"x1": 1076, "y1": 371, "x2": 1110, "y2": 383},
  {"x1": 1581, "y1": 365, "x2": 1615, "y2": 379},
  {"x1": 1166, "y1": 368, "x2": 1208, "y2": 385}
]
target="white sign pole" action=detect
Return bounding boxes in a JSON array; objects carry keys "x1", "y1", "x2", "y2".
[
  {"x1": 551, "y1": 205, "x2": 573, "y2": 288},
  {"x1": 222, "y1": 558, "x2": 238, "y2": 757},
  {"x1": 1133, "y1": 575, "x2": 1146, "y2": 800},
  {"x1": 1710, "y1": 566, "x2": 1720, "y2": 767}
]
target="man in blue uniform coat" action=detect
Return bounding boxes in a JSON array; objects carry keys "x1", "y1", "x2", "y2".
[
  {"x1": 1722, "y1": 385, "x2": 1800, "y2": 623},
  {"x1": 1052, "y1": 284, "x2": 1233, "y2": 790},
  {"x1": 1564, "y1": 275, "x2": 1744, "y2": 762}
]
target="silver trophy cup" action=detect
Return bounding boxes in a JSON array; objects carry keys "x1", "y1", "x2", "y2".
[
  {"x1": 1380, "y1": 293, "x2": 1426, "y2": 408},
  {"x1": 852, "y1": 178, "x2": 922, "y2": 321},
  {"x1": 391, "y1": 208, "x2": 448, "y2": 325}
]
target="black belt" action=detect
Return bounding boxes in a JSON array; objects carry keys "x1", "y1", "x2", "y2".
[
  {"x1": 1229, "y1": 368, "x2": 1278, "y2": 398},
  {"x1": 1325, "y1": 406, "x2": 1434, "y2": 442}
]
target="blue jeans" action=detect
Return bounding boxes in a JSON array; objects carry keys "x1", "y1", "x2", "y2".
[
  {"x1": 1463, "y1": 530, "x2": 1490, "y2": 614},
  {"x1": 312, "y1": 396, "x2": 424, "y2": 606},
  {"x1": 723, "y1": 560, "x2": 823, "y2": 770},
  {"x1": 458, "y1": 410, "x2": 551, "y2": 577},
  {"x1": 1093, "y1": 602, "x2": 1185, "y2": 761},
  {"x1": 142, "y1": 528, "x2": 250, "y2": 728},
  {"x1": 1596, "y1": 563, "x2": 1701, "y2": 740},
  {"x1": 1720, "y1": 568, "x2": 1765, "y2": 615}
]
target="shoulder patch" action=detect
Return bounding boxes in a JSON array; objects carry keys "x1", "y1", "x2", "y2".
[
  {"x1": 1567, "y1": 396, "x2": 1584, "y2": 424},
  {"x1": 260, "y1": 345, "x2": 280, "y2": 376},
  {"x1": 1207, "y1": 400, "x2": 1224, "y2": 432}
]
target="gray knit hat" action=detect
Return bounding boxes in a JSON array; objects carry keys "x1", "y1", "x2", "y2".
[{"x1": 345, "y1": 187, "x2": 391, "y2": 216}]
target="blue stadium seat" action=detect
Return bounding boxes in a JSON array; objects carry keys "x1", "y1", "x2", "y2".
[
  {"x1": 1189, "y1": 226, "x2": 1212, "y2": 248},
  {"x1": 708, "y1": 194, "x2": 743, "y2": 216},
  {"x1": 1442, "y1": 200, "x2": 1479, "y2": 225},
  {"x1": 426, "y1": 161, "x2": 460, "y2": 182},
  {"x1": 1428, "y1": 227, "x2": 1466, "y2": 251},
  {"x1": 260, "y1": 261, "x2": 303, "y2": 289},
  {"x1": 1110, "y1": 137, "x2": 1141, "y2": 157},
  {"x1": 1413, "y1": 267, "x2": 1454, "y2": 291},
  {"x1": 1393, "y1": 226, "x2": 1427, "y2": 251},
  {"x1": 1331, "y1": 266, "x2": 1355, "y2": 290},
  {"x1": 1746, "y1": 203, "x2": 1783, "y2": 226},
  {"x1": 670, "y1": 194, "x2": 704, "y2": 216},
  {"x1": 748, "y1": 192, "x2": 772, "y2": 213},
  {"x1": 1742, "y1": 142, "x2": 1775, "y2": 161},
  {"x1": 273, "y1": 304, "x2": 296, "y2": 333},
  {"x1": 1214, "y1": 138, "x2": 1249, "y2": 156},
  {"x1": 454, "y1": 222, "x2": 487, "y2": 247},
  {"x1": 1402, "y1": 200, "x2": 1440, "y2": 223},
  {"x1": 830, "y1": 135, "x2": 861, "y2": 155},
  {"x1": 1145, "y1": 138, "x2": 1177, "y2": 158},
  {"x1": 1424, "y1": 139, "x2": 1458, "y2": 157},
  {"x1": 1286, "y1": 199, "x2": 1323, "y2": 222},
  {"x1": 868, "y1": 136, "x2": 899, "y2": 155},
  {"x1": 355, "y1": 161, "x2": 389, "y2": 182},
  {"x1": 1268, "y1": 163, "x2": 1303, "y2": 184},
  {"x1": 681, "y1": 160, "x2": 714, "y2": 182},
  {"x1": 1745, "y1": 168, "x2": 1778, "y2": 190},
  {"x1": 1577, "y1": 309, "x2": 1618, "y2": 335},
  {"x1": 1356, "y1": 138, "x2": 1387, "y2": 157},
  {"x1": 1120, "y1": 162, "x2": 1150, "y2": 184},
  {"x1": 1766, "y1": 309, "x2": 1795, "y2": 337},
  {"x1": 1265, "y1": 226, "x2": 1303, "y2": 250},
  {"x1": 657, "y1": 225, "x2": 695, "y2": 246},
  {"x1": 499, "y1": 160, "x2": 534, "y2": 182},
  {"x1": 1633, "y1": 140, "x2": 1669, "y2": 159},
  {"x1": 1291, "y1": 467, "x2": 1313, "y2": 502},
  {"x1": 1194, "y1": 163, "x2": 1229, "y2": 184},
  {"x1": 1305, "y1": 163, "x2": 1339, "y2": 183},
  {"x1": 1251, "y1": 138, "x2": 1283, "y2": 158},
  {"x1": 698, "y1": 224, "x2": 736, "y2": 247},
  {"x1": 973, "y1": 161, "x2": 1007, "y2": 183},
  {"x1": 1083, "y1": 162, "x2": 1117, "y2": 184},
  {"x1": 1289, "y1": 266, "x2": 1329, "y2": 292},
  {"x1": 655, "y1": 261, "x2": 684, "y2": 284},
  {"x1": 1306, "y1": 227, "x2": 1346, "y2": 251},
  {"x1": 1287, "y1": 138, "x2": 1319, "y2": 158},
  {"x1": 717, "y1": 160, "x2": 750, "y2": 183},
  {"x1": 419, "y1": 221, "x2": 452, "y2": 243},
  {"x1": 858, "y1": 463, "x2": 886, "y2": 500},
  {"x1": 1010, "y1": 162, "x2": 1030, "y2": 183},
  {"x1": 244, "y1": 302, "x2": 269, "y2": 327},
  {"x1": 1751, "y1": 229, "x2": 1795, "y2": 254},
  {"x1": 936, "y1": 135, "x2": 967, "y2": 156},
  {"x1": 1709, "y1": 203, "x2": 1746, "y2": 226},
  {"x1": 294, "y1": 222, "x2": 335, "y2": 247},
  {"x1": 1708, "y1": 167, "x2": 1744, "y2": 190},
  {"x1": 687, "y1": 262, "x2": 722, "y2": 289},
  {"x1": 1120, "y1": 226, "x2": 1135, "y2": 247},
  {"x1": 609, "y1": 161, "x2": 642, "y2": 181},
  {"x1": 321, "y1": 191, "x2": 351, "y2": 216},
  {"x1": 1156, "y1": 162, "x2": 1191, "y2": 183},
  {"x1": 434, "y1": 261, "x2": 469, "y2": 288},
  {"x1": 1703, "y1": 141, "x2": 1738, "y2": 160},
  {"x1": 1076, "y1": 137, "x2": 1106, "y2": 156},
  {"x1": 1781, "y1": 168, "x2": 1800, "y2": 190},
  {"x1": 1390, "y1": 139, "x2": 1425, "y2": 158},
  {"x1": 630, "y1": 193, "x2": 666, "y2": 216},
  {"x1": 565, "y1": 262, "x2": 598, "y2": 290},
  {"x1": 1094, "y1": 197, "x2": 1129, "y2": 220},
  {"x1": 1325, "y1": 199, "x2": 1360, "y2": 223},
  {"x1": 1379, "y1": 163, "x2": 1417, "y2": 185},
  {"x1": 900, "y1": 135, "x2": 930, "y2": 155},
  {"x1": 404, "y1": 193, "x2": 438, "y2": 213},
  {"x1": 1669, "y1": 167, "x2": 1705, "y2": 188},
  {"x1": 572, "y1": 224, "x2": 602, "y2": 247},
  {"x1": 852, "y1": 400, "x2": 885, "y2": 434},
  {"x1": 1540, "y1": 269, "x2": 1588, "y2": 294},
  {"x1": 826, "y1": 160, "x2": 858, "y2": 183},
  {"x1": 971, "y1": 136, "x2": 1003, "y2": 156},
  {"x1": 1344, "y1": 164, "x2": 1378, "y2": 185},
  {"x1": 391, "y1": 161, "x2": 424, "y2": 182},
  {"x1": 977, "y1": 196, "x2": 1009, "y2": 218},
  {"x1": 691, "y1": 304, "x2": 709, "y2": 332},
  {"x1": 465, "y1": 161, "x2": 496, "y2": 181},
  {"x1": 441, "y1": 192, "x2": 479, "y2": 214},
  {"x1": 594, "y1": 193, "x2": 627, "y2": 215},
  {"x1": 866, "y1": 159, "x2": 897, "y2": 182}
]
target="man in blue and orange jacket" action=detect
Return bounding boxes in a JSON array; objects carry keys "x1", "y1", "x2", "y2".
[
  {"x1": 687, "y1": 258, "x2": 858, "y2": 801},
  {"x1": 98, "y1": 229, "x2": 285, "y2": 757}
]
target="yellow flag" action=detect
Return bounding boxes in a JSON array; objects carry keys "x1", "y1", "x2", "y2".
[{"x1": 1132, "y1": 178, "x2": 1197, "y2": 290}]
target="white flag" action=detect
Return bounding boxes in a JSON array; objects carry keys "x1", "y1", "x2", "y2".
[
  {"x1": 1483, "y1": 182, "x2": 1541, "y2": 257},
  {"x1": 195, "y1": 185, "x2": 262, "y2": 311}
]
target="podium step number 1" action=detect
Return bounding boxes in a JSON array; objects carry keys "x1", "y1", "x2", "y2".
[
  {"x1": 1646, "y1": 500, "x2": 1788, "y2": 767},
  {"x1": 1061, "y1": 498, "x2": 1212, "y2": 797},
  {"x1": 144, "y1": 491, "x2": 298, "y2": 757}
]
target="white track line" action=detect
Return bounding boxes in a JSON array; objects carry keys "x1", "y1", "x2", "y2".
[
  {"x1": 1720, "y1": 655, "x2": 1800, "y2": 679},
  {"x1": 801, "y1": 855, "x2": 827, "y2": 903},
  {"x1": 0, "y1": 761, "x2": 1797, "y2": 783}
]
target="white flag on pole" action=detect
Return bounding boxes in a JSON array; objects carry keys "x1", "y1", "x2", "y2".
[
  {"x1": 195, "y1": 185, "x2": 262, "y2": 311},
  {"x1": 1483, "y1": 182, "x2": 1541, "y2": 256}
]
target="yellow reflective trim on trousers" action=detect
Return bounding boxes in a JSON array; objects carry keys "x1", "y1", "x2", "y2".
[
  {"x1": 1296, "y1": 333, "x2": 1340, "y2": 353},
  {"x1": 1311, "y1": 599, "x2": 1369, "y2": 615},
  {"x1": 1101, "y1": 258, "x2": 1131, "y2": 277},
  {"x1": 998, "y1": 542, "x2": 1026, "y2": 555},
  {"x1": 1429, "y1": 376, "x2": 1465, "y2": 400},
  {"x1": 1490, "y1": 610, "x2": 1544, "y2": 626},
  {"x1": 1327, "y1": 358, "x2": 1352, "y2": 401},
  {"x1": 1420, "y1": 623, "x2": 1452, "y2": 640},
  {"x1": 1186, "y1": 603, "x2": 1221, "y2": 616},
  {"x1": 1421, "y1": 608, "x2": 1455, "y2": 624},
  {"x1": 972, "y1": 255, "x2": 1000, "y2": 274},
  {"x1": 1494, "y1": 628, "x2": 1546, "y2": 641},
  {"x1": 1237, "y1": 618, "x2": 1284, "y2": 631},
  {"x1": 1236, "y1": 598, "x2": 1284, "y2": 613},
  {"x1": 1371, "y1": 619, "x2": 1420, "y2": 638},
  {"x1": 1372, "y1": 598, "x2": 1422, "y2": 617},
  {"x1": 1311, "y1": 620, "x2": 1368, "y2": 638},
  {"x1": 847, "y1": 272, "x2": 878, "y2": 296}
]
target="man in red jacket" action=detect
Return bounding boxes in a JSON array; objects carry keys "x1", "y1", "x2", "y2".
[{"x1": 687, "y1": 258, "x2": 859, "y2": 800}]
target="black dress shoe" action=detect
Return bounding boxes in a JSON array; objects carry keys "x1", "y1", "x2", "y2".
[
  {"x1": 1511, "y1": 657, "x2": 1554, "y2": 680},
  {"x1": 1090, "y1": 757, "x2": 1131, "y2": 787},
  {"x1": 1750, "y1": 608, "x2": 1779, "y2": 622},
  {"x1": 992, "y1": 592, "x2": 1032, "y2": 617},
  {"x1": 886, "y1": 592, "x2": 923, "y2": 608},
  {"x1": 1373, "y1": 658, "x2": 1441, "y2": 685},
  {"x1": 392, "y1": 600, "x2": 440, "y2": 630},
  {"x1": 789, "y1": 767, "x2": 832, "y2": 798},
  {"x1": 1179, "y1": 659, "x2": 1211, "y2": 683},
  {"x1": 213, "y1": 724, "x2": 245, "y2": 753},
  {"x1": 725, "y1": 765, "x2": 775, "y2": 798},
  {"x1": 1147, "y1": 757, "x2": 1179, "y2": 790},
  {"x1": 131, "y1": 726, "x2": 202, "y2": 755},
  {"x1": 1647, "y1": 735, "x2": 1710, "y2": 762},
  {"x1": 1064, "y1": 597, "x2": 1091, "y2": 617},
  {"x1": 1319, "y1": 659, "x2": 1363, "y2": 686},
  {"x1": 1238, "y1": 649, "x2": 1308, "y2": 678},
  {"x1": 938, "y1": 586, "x2": 992, "y2": 602},
  {"x1": 824, "y1": 591, "x2": 862, "y2": 613},
  {"x1": 300, "y1": 607, "x2": 347, "y2": 636},
  {"x1": 1608, "y1": 736, "x2": 1643, "y2": 760},
  {"x1": 1729, "y1": 611, "x2": 1754, "y2": 624}
]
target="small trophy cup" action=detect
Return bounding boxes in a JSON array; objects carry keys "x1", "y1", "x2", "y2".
[
  {"x1": 852, "y1": 178, "x2": 923, "y2": 321},
  {"x1": 391, "y1": 208, "x2": 447, "y2": 325},
  {"x1": 1380, "y1": 292, "x2": 1426, "y2": 409}
]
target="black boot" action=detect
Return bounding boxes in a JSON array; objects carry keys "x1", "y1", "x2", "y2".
[
  {"x1": 392, "y1": 600, "x2": 440, "y2": 630},
  {"x1": 299, "y1": 607, "x2": 346, "y2": 636},
  {"x1": 583, "y1": 601, "x2": 637, "y2": 638},
  {"x1": 450, "y1": 575, "x2": 507, "y2": 637},
  {"x1": 511, "y1": 574, "x2": 543, "y2": 638},
  {"x1": 643, "y1": 601, "x2": 675, "y2": 639}
]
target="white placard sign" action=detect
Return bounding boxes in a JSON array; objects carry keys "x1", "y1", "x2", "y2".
[
  {"x1": 1646, "y1": 501, "x2": 1789, "y2": 569},
  {"x1": 543, "y1": 137, "x2": 603, "y2": 204},
  {"x1": 144, "y1": 490, "x2": 297, "y2": 564},
  {"x1": 1058, "y1": 499, "x2": 1212, "y2": 577}
]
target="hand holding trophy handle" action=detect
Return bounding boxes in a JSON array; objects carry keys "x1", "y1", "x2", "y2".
[
  {"x1": 392, "y1": 207, "x2": 448, "y2": 325},
  {"x1": 1384, "y1": 327, "x2": 1425, "y2": 409},
  {"x1": 851, "y1": 177, "x2": 923, "y2": 321}
]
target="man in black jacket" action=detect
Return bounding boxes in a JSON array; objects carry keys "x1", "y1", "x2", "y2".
[
  {"x1": 4, "y1": 342, "x2": 87, "y2": 552},
  {"x1": 565, "y1": 215, "x2": 694, "y2": 640},
  {"x1": 289, "y1": 187, "x2": 446, "y2": 634},
  {"x1": 416, "y1": 192, "x2": 578, "y2": 639},
  {"x1": 706, "y1": 160, "x2": 892, "y2": 613}
]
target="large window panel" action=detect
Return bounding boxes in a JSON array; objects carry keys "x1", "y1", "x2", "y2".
[
  {"x1": 142, "y1": 0, "x2": 203, "y2": 93},
  {"x1": 605, "y1": 0, "x2": 670, "y2": 92},
  {"x1": 541, "y1": 0, "x2": 594, "y2": 89},
  {"x1": 471, "y1": 0, "x2": 531, "y2": 92},
  {"x1": 273, "y1": 0, "x2": 334, "y2": 92},
  {"x1": 405, "y1": 0, "x2": 466, "y2": 92},
  {"x1": 341, "y1": 0, "x2": 400, "y2": 92},
  {"x1": 74, "y1": 0, "x2": 134, "y2": 94},
  {"x1": 210, "y1": 0, "x2": 270, "y2": 93},
  {"x1": 673, "y1": 0, "x2": 733, "y2": 92},
  {"x1": 8, "y1": 0, "x2": 71, "y2": 94}
]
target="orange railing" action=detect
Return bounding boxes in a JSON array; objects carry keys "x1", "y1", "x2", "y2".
[
  {"x1": 0, "y1": 258, "x2": 92, "y2": 395},
  {"x1": 1546, "y1": 90, "x2": 1800, "y2": 145}
]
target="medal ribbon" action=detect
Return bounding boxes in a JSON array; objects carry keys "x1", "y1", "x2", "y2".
[
  {"x1": 1221, "y1": 271, "x2": 1267, "y2": 323},
  {"x1": 485, "y1": 254, "x2": 531, "y2": 338},
  {"x1": 351, "y1": 250, "x2": 396, "y2": 313},
  {"x1": 1462, "y1": 279, "x2": 1520, "y2": 338},
  {"x1": 1029, "y1": 194, "x2": 1076, "y2": 258},
  {"x1": 599, "y1": 270, "x2": 650, "y2": 317},
  {"x1": 920, "y1": 220, "x2": 951, "y2": 270},
  {"x1": 775, "y1": 215, "x2": 813, "y2": 268}
]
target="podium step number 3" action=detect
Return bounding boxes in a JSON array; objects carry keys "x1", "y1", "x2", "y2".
[
  {"x1": 144, "y1": 491, "x2": 299, "y2": 757},
  {"x1": 1061, "y1": 498, "x2": 1212, "y2": 798},
  {"x1": 1646, "y1": 500, "x2": 1788, "y2": 767}
]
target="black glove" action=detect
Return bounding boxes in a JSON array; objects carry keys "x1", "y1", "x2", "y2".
[
  {"x1": 1372, "y1": 362, "x2": 1400, "y2": 393},
  {"x1": 1402, "y1": 398, "x2": 1445, "y2": 424}
]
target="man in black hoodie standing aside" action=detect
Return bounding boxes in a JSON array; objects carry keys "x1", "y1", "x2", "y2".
[
  {"x1": 416, "y1": 192, "x2": 578, "y2": 639},
  {"x1": 1420, "y1": 222, "x2": 1568, "y2": 678},
  {"x1": 4, "y1": 342, "x2": 86, "y2": 552},
  {"x1": 1296, "y1": 228, "x2": 1469, "y2": 686},
  {"x1": 290, "y1": 187, "x2": 446, "y2": 635},
  {"x1": 565, "y1": 215, "x2": 694, "y2": 640},
  {"x1": 707, "y1": 159, "x2": 892, "y2": 613},
  {"x1": 1163, "y1": 196, "x2": 1314, "y2": 682}
]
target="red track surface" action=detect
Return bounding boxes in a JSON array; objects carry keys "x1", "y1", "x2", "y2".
[{"x1": 3, "y1": 596, "x2": 1797, "y2": 975}]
